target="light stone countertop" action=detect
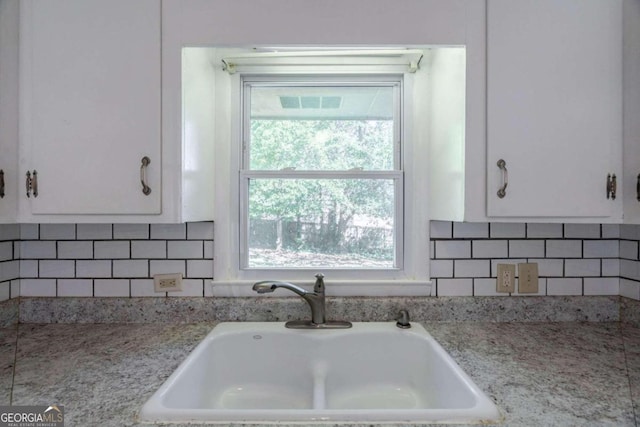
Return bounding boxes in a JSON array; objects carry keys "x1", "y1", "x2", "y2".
[{"x1": 0, "y1": 321, "x2": 638, "y2": 427}]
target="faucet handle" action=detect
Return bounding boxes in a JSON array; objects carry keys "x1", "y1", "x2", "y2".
[{"x1": 314, "y1": 273, "x2": 325, "y2": 294}]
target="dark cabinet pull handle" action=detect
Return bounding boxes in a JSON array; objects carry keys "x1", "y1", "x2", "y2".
[
  {"x1": 26, "y1": 171, "x2": 31, "y2": 198},
  {"x1": 606, "y1": 173, "x2": 617, "y2": 200},
  {"x1": 25, "y1": 170, "x2": 38, "y2": 198},
  {"x1": 497, "y1": 159, "x2": 508, "y2": 198},
  {"x1": 140, "y1": 156, "x2": 151, "y2": 195},
  {"x1": 0, "y1": 170, "x2": 4, "y2": 198},
  {"x1": 637, "y1": 174, "x2": 640, "y2": 202},
  {"x1": 32, "y1": 170, "x2": 38, "y2": 198}
]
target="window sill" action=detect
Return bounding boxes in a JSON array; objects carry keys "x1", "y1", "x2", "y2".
[{"x1": 208, "y1": 280, "x2": 432, "y2": 297}]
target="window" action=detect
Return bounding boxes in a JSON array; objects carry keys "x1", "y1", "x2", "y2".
[
  {"x1": 241, "y1": 78, "x2": 403, "y2": 270},
  {"x1": 209, "y1": 49, "x2": 432, "y2": 296}
]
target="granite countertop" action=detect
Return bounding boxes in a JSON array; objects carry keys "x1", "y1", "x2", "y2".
[{"x1": 0, "y1": 321, "x2": 638, "y2": 427}]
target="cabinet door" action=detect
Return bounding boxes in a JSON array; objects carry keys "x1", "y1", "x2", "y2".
[
  {"x1": 0, "y1": 0, "x2": 19, "y2": 222},
  {"x1": 20, "y1": 0, "x2": 161, "y2": 215},
  {"x1": 487, "y1": 0, "x2": 622, "y2": 217},
  {"x1": 623, "y1": 0, "x2": 640, "y2": 223}
]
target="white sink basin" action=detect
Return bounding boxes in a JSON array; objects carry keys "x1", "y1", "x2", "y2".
[{"x1": 140, "y1": 322, "x2": 501, "y2": 424}]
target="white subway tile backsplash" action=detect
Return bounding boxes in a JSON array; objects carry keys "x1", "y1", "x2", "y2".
[
  {"x1": 94, "y1": 279, "x2": 130, "y2": 297},
  {"x1": 0, "y1": 224, "x2": 19, "y2": 241},
  {"x1": 529, "y1": 259, "x2": 564, "y2": 277},
  {"x1": 10, "y1": 280, "x2": 19, "y2": 299},
  {"x1": 583, "y1": 240, "x2": 619, "y2": 259},
  {"x1": 435, "y1": 241, "x2": 470, "y2": 259},
  {"x1": 94, "y1": 241, "x2": 130, "y2": 259},
  {"x1": 509, "y1": 240, "x2": 545, "y2": 258},
  {"x1": 21, "y1": 279, "x2": 56, "y2": 297},
  {"x1": 0, "y1": 242, "x2": 13, "y2": 262},
  {"x1": 57, "y1": 279, "x2": 93, "y2": 297},
  {"x1": 4, "y1": 220, "x2": 638, "y2": 301},
  {"x1": 113, "y1": 260, "x2": 148, "y2": 278},
  {"x1": 454, "y1": 260, "x2": 490, "y2": 278},
  {"x1": 0, "y1": 261, "x2": 18, "y2": 282},
  {"x1": 150, "y1": 224, "x2": 186, "y2": 240},
  {"x1": 0, "y1": 283, "x2": 9, "y2": 302},
  {"x1": 20, "y1": 241, "x2": 56, "y2": 259},
  {"x1": 453, "y1": 222, "x2": 488, "y2": 238},
  {"x1": 547, "y1": 278, "x2": 582, "y2": 296},
  {"x1": 472, "y1": 240, "x2": 508, "y2": 259},
  {"x1": 76, "y1": 224, "x2": 112, "y2": 240},
  {"x1": 584, "y1": 278, "x2": 619, "y2": 296},
  {"x1": 40, "y1": 224, "x2": 75, "y2": 240},
  {"x1": 130, "y1": 279, "x2": 158, "y2": 297},
  {"x1": 131, "y1": 241, "x2": 166, "y2": 259},
  {"x1": 429, "y1": 221, "x2": 452, "y2": 239},
  {"x1": 430, "y1": 259, "x2": 453, "y2": 278},
  {"x1": 526, "y1": 223, "x2": 563, "y2": 238},
  {"x1": 39, "y1": 260, "x2": 74, "y2": 278},
  {"x1": 620, "y1": 224, "x2": 640, "y2": 240},
  {"x1": 620, "y1": 259, "x2": 640, "y2": 281},
  {"x1": 546, "y1": 240, "x2": 582, "y2": 258},
  {"x1": 20, "y1": 260, "x2": 38, "y2": 278},
  {"x1": 58, "y1": 241, "x2": 93, "y2": 259},
  {"x1": 113, "y1": 224, "x2": 149, "y2": 239},
  {"x1": 168, "y1": 241, "x2": 203, "y2": 259},
  {"x1": 564, "y1": 259, "x2": 600, "y2": 277},
  {"x1": 76, "y1": 260, "x2": 111, "y2": 278},
  {"x1": 620, "y1": 240, "x2": 639, "y2": 260},
  {"x1": 602, "y1": 259, "x2": 620, "y2": 277},
  {"x1": 601, "y1": 224, "x2": 620, "y2": 239},
  {"x1": 186, "y1": 260, "x2": 212, "y2": 278},
  {"x1": 621, "y1": 278, "x2": 640, "y2": 299},
  {"x1": 564, "y1": 224, "x2": 600, "y2": 238},
  {"x1": 20, "y1": 224, "x2": 39, "y2": 240},
  {"x1": 187, "y1": 222, "x2": 214, "y2": 240},
  {"x1": 436, "y1": 278, "x2": 473, "y2": 296},
  {"x1": 204, "y1": 241, "x2": 213, "y2": 259},
  {"x1": 490, "y1": 223, "x2": 526, "y2": 238},
  {"x1": 150, "y1": 260, "x2": 186, "y2": 276}
]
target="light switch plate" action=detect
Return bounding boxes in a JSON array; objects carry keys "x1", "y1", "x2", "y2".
[
  {"x1": 496, "y1": 264, "x2": 515, "y2": 293},
  {"x1": 518, "y1": 263, "x2": 539, "y2": 293}
]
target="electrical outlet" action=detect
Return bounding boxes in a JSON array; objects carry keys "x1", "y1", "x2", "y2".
[
  {"x1": 153, "y1": 273, "x2": 183, "y2": 292},
  {"x1": 518, "y1": 263, "x2": 539, "y2": 293},
  {"x1": 496, "y1": 264, "x2": 515, "y2": 293}
]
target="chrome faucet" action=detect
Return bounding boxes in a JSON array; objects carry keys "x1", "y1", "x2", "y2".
[{"x1": 252, "y1": 273, "x2": 351, "y2": 329}]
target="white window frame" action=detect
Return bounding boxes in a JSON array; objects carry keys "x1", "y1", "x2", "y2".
[
  {"x1": 240, "y1": 76, "x2": 403, "y2": 271},
  {"x1": 212, "y1": 69, "x2": 431, "y2": 296}
]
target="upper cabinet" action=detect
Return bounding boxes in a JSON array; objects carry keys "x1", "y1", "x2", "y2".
[
  {"x1": 19, "y1": 0, "x2": 161, "y2": 217},
  {"x1": 0, "y1": 0, "x2": 19, "y2": 223},
  {"x1": 486, "y1": 0, "x2": 623, "y2": 219},
  {"x1": 623, "y1": 0, "x2": 640, "y2": 224}
]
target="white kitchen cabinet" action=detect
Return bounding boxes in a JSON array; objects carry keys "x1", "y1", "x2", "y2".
[
  {"x1": 0, "y1": 0, "x2": 19, "y2": 223},
  {"x1": 623, "y1": 0, "x2": 640, "y2": 223},
  {"x1": 486, "y1": 0, "x2": 623, "y2": 219},
  {"x1": 19, "y1": 0, "x2": 161, "y2": 217}
]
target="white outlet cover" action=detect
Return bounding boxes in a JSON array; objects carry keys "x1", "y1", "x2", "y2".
[{"x1": 153, "y1": 273, "x2": 183, "y2": 292}]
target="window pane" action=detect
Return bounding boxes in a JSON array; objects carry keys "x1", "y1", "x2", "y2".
[
  {"x1": 250, "y1": 86, "x2": 395, "y2": 171},
  {"x1": 247, "y1": 178, "x2": 396, "y2": 268}
]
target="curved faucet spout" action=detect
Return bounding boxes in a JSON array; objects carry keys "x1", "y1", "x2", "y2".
[
  {"x1": 253, "y1": 275, "x2": 326, "y2": 325},
  {"x1": 252, "y1": 281, "x2": 309, "y2": 297}
]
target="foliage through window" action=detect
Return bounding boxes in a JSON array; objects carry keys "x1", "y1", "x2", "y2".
[{"x1": 241, "y1": 78, "x2": 403, "y2": 270}]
